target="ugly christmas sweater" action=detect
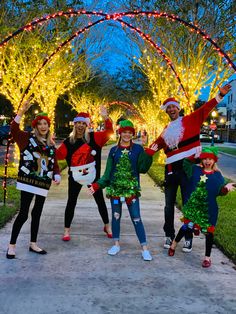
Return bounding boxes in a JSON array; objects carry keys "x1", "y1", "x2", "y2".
[
  {"x1": 11, "y1": 116, "x2": 60, "y2": 197},
  {"x1": 184, "y1": 162, "x2": 228, "y2": 226},
  {"x1": 56, "y1": 118, "x2": 113, "y2": 181},
  {"x1": 92, "y1": 143, "x2": 153, "y2": 198},
  {"x1": 146, "y1": 95, "x2": 223, "y2": 164}
]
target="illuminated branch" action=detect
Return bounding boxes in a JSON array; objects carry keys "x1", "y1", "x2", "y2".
[{"x1": 0, "y1": 10, "x2": 235, "y2": 71}]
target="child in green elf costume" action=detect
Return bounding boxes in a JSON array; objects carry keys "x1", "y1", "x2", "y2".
[
  {"x1": 89, "y1": 119, "x2": 157, "y2": 261},
  {"x1": 168, "y1": 147, "x2": 235, "y2": 267}
]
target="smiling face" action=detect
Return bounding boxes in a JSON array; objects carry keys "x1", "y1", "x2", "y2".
[
  {"x1": 201, "y1": 157, "x2": 215, "y2": 171},
  {"x1": 36, "y1": 119, "x2": 50, "y2": 137},
  {"x1": 166, "y1": 104, "x2": 180, "y2": 121},
  {"x1": 120, "y1": 130, "x2": 133, "y2": 146},
  {"x1": 74, "y1": 121, "x2": 87, "y2": 138}
]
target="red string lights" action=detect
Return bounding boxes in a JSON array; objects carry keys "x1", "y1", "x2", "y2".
[
  {"x1": 0, "y1": 10, "x2": 235, "y2": 71},
  {"x1": 1, "y1": 9, "x2": 235, "y2": 204},
  {"x1": 107, "y1": 101, "x2": 145, "y2": 123}
]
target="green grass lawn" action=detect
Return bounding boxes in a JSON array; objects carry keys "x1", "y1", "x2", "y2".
[
  {"x1": 218, "y1": 147, "x2": 236, "y2": 156},
  {"x1": 148, "y1": 154, "x2": 236, "y2": 263}
]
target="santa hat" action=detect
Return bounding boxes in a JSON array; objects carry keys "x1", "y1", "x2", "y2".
[
  {"x1": 118, "y1": 120, "x2": 135, "y2": 135},
  {"x1": 73, "y1": 112, "x2": 90, "y2": 126},
  {"x1": 199, "y1": 147, "x2": 218, "y2": 162},
  {"x1": 70, "y1": 143, "x2": 95, "y2": 167},
  {"x1": 32, "y1": 112, "x2": 51, "y2": 128},
  {"x1": 161, "y1": 98, "x2": 181, "y2": 111}
]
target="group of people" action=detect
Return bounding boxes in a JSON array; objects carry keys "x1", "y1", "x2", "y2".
[{"x1": 6, "y1": 83, "x2": 235, "y2": 267}]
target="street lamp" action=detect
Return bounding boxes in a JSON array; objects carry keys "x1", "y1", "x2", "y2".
[
  {"x1": 219, "y1": 117, "x2": 225, "y2": 140},
  {"x1": 210, "y1": 110, "x2": 218, "y2": 146}
]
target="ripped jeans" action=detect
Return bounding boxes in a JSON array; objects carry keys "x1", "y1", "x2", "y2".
[{"x1": 110, "y1": 197, "x2": 147, "y2": 246}]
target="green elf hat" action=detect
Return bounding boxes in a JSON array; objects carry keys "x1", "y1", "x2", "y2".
[
  {"x1": 199, "y1": 146, "x2": 218, "y2": 162},
  {"x1": 32, "y1": 112, "x2": 51, "y2": 128},
  {"x1": 118, "y1": 120, "x2": 135, "y2": 135}
]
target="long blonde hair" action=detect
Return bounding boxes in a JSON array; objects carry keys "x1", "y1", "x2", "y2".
[
  {"x1": 33, "y1": 127, "x2": 54, "y2": 146},
  {"x1": 69, "y1": 125, "x2": 90, "y2": 144}
]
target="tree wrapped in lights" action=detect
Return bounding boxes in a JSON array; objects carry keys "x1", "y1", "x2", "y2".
[
  {"x1": 0, "y1": 29, "x2": 92, "y2": 133},
  {"x1": 125, "y1": 0, "x2": 235, "y2": 107}
]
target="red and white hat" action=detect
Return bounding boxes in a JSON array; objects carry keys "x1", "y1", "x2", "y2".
[
  {"x1": 73, "y1": 112, "x2": 90, "y2": 126},
  {"x1": 161, "y1": 98, "x2": 181, "y2": 111}
]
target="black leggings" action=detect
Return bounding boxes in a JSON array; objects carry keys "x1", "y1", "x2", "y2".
[
  {"x1": 10, "y1": 191, "x2": 46, "y2": 244},
  {"x1": 175, "y1": 225, "x2": 214, "y2": 257},
  {"x1": 64, "y1": 175, "x2": 109, "y2": 228}
]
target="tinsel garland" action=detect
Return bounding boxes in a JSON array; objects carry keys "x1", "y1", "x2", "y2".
[
  {"x1": 182, "y1": 175, "x2": 211, "y2": 232},
  {"x1": 106, "y1": 149, "x2": 140, "y2": 198}
]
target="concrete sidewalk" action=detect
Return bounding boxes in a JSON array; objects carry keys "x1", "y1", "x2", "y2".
[{"x1": 0, "y1": 145, "x2": 236, "y2": 314}]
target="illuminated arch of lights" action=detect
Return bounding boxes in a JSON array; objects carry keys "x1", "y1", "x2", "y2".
[
  {"x1": 107, "y1": 101, "x2": 145, "y2": 123},
  {"x1": 0, "y1": 9, "x2": 235, "y2": 71},
  {"x1": 1, "y1": 9, "x2": 235, "y2": 204}
]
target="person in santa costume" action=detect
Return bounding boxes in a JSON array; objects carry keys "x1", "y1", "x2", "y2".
[
  {"x1": 56, "y1": 106, "x2": 113, "y2": 241},
  {"x1": 146, "y1": 83, "x2": 231, "y2": 251},
  {"x1": 7, "y1": 99, "x2": 61, "y2": 259},
  {"x1": 168, "y1": 147, "x2": 235, "y2": 267}
]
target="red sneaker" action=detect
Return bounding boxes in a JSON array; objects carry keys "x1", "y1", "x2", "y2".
[
  {"x1": 103, "y1": 226, "x2": 112, "y2": 238},
  {"x1": 202, "y1": 259, "x2": 211, "y2": 268},
  {"x1": 168, "y1": 247, "x2": 175, "y2": 256},
  {"x1": 62, "y1": 235, "x2": 71, "y2": 241}
]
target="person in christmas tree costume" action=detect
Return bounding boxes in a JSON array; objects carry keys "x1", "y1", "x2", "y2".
[
  {"x1": 168, "y1": 147, "x2": 235, "y2": 267},
  {"x1": 56, "y1": 106, "x2": 113, "y2": 241},
  {"x1": 89, "y1": 120, "x2": 158, "y2": 261},
  {"x1": 7, "y1": 99, "x2": 61, "y2": 259},
  {"x1": 146, "y1": 83, "x2": 232, "y2": 251}
]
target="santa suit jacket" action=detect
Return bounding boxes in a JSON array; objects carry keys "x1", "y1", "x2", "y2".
[{"x1": 146, "y1": 95, "x2": 223, "y2": 165}]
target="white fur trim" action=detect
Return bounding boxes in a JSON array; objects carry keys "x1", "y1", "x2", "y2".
[
  {"x1": 73, "y1": 116, "x2": 90, "y2": 125},
  {"x1": 14, "y1": 115, "x2": 22, "y2": 124},
  {"x1": 166, "y1": 146, "x2": 201, "y2": 164},
  {"x1": 16, "y1": 182, "x2": 48, "y2": 197},
  {"x1": 161, "y1": 101, "x2": 180, "y2": 111},
  {"x1": 54, "y1": 174, "x2": 61, "y2": 182},
  {"x1": 70, "y1": 161, "x2": 96, "y2": 171},
  {"x1": 215, "y1": 94, "x2": 223, "y2": 103}
]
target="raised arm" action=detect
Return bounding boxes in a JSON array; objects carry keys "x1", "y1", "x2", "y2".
[
  {"x1": 11, "y1": 97, "x2": 34, "y2": 150},
  {"x1": 190, "y1": 83, "x2": 231, "y2": 125},
  {"x1": 94, "y1": 105, "x2": 113, "y2": 147}
]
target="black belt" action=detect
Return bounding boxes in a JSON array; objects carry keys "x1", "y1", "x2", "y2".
[{"x1": 165, "y1": 134, "x2": 199, "y2": 153}]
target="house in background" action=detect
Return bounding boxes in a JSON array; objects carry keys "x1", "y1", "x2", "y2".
[{"x1": 226, "y1": 79, "x2": 236, "y2": 129}]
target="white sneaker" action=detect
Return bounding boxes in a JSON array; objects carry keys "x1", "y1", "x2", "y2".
[
  {"x1": 164, "y1": 237, "x2": 172, "y2": 249},
  {"x1": 142, "y1": 250, "x2": 152, "y2": 261},
  {"x1": 108, "y1": 245, "x2": 120, "y2": 256},
  {"x1": 182, "y1": 239, "x2": 193, "y2": 253}
]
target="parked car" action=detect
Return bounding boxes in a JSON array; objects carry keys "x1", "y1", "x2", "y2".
[
  {"x1": 200, "y1": 133, "x2": 223, "y2": 143},
  {"x1": 0, "y1": 125, "x2": 11, "y2": 145}
]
